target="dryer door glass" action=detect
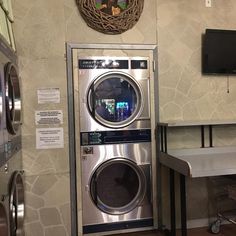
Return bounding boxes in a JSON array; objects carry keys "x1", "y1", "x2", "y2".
[
  {"x1": 88, "y1": 72, "x2": 142, "y2": 128},
  {"x1": 5, "y1": 63, "x2": 21, "y2": 135},
  {"x1": 90, "y1": 158, "x2": 146, "y2": 215}
]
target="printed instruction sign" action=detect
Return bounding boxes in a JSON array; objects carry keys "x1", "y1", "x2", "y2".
[
  {"x1": 36, "y1": 128, "x2": 64, "y2": 149},
  {"x1": 37, "y1": 88, "x2": 60, "y2": 104},
  {"x1": 35, "y1": 110, "x2": 63, "y2": 125}
]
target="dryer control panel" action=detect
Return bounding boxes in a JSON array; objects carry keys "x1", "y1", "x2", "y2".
[
  {"x1": 80, "y1": 129, "x2": 151, "y2": 146},
  {"x1": 79, "y1": 59, "x2": 148, "y2": 70}
]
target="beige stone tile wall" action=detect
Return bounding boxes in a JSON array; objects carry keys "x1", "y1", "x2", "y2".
[
  {"x1": 12, "y1": 0, "x2": 70, "y2": 235},
  {"x1": 157, "y1": 0, "x2": 236, "y2": 228},
  {"x1": 157, "y1": 0, "x2": 236, "y2": 123}
]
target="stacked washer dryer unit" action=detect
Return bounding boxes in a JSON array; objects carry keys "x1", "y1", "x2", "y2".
[
  {"x1": 78, "y1": 56, "x2": 153, "y2": 234},
  {"x1": 0, "y1": 37, "x2": 24, "y2": 236}
]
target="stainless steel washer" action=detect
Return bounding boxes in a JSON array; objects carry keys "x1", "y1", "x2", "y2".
[
  {"x1": 0, "y1": 36, "x2": 24, "y2": 236},
  {"x1": 78, "y1": 56, "x2": 150, "y2": 131},
  {"x1": 80, "y1": 130, "x2": 153, "y2": 234},
  {"x1": 0, "y1": 163, "x2": 10, "y2": 236},
  {"x1": 0, "y1": 152, "x2": 25, "y2": 236},
  {"x1": 0, "y1": 36, "x2": 22, "y2": 161}
]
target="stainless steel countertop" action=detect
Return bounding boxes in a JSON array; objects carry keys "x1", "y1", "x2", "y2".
[
  {"x1": 159, "y1": 147, "x2": 236, "y2": 178},
  {"x1": 157, "y1": 120, "x2": 236, "y2": 127}
]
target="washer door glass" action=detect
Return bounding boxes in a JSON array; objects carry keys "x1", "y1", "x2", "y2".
[
  {"x1": 4, "y1": 63, "x2": 21, "y2": 135},
  {"x1": 88, "y1": 72, "x2": 142, "y2": 128},
  {"x1": 90, "y1": 158, "x2": 146, "y2": 215}
]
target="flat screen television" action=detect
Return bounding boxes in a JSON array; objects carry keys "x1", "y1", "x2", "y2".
[{"x1": 202, "y1": 29, "x2": 236, "y2": 75}]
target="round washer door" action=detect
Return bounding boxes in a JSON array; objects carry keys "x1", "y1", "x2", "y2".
[
  {"x1": 0, "y1": 202, "x2": 9, "y2": 236},
  {"x1": 4, "y1": 63, "x2": 21, "y2": 135},
  {"x1": 90, "y1": 158, "x2": 146, "y2": 215},
  {"x1": 9, "y1": 171, "x2": 24, "y2": 236},
  {"x1": 87, "y1": 72, "x2": 143, "y2": 128}
]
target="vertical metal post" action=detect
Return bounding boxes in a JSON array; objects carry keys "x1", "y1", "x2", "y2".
[
  {"x1": 164, "y1": 126, "x2": 167, "y2": 153},
  {"x1": 161, "y1": 126, "x2": 164, "y2": 152},
  {"x1": 201, "y1": 125, "x2": 205, "y2": 148},
  {"x1": 209, "y1": 125, "x2": 213, "y2": 147},
  {"x1": 66, "y1": 43, "x2": 78, "y2": 236},
  {"x1": 170, "y1": 169, "x2": 176, "y2": 236},
  {"x1": 180, "y1": 174, "x2": 187, "y2": 236}
]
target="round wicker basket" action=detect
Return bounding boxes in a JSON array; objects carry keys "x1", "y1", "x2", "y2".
[{"x1": 77, "y1": 0, "x2": 144, "y2": 34}]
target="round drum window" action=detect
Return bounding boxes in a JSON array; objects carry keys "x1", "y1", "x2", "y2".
[
  {"x1": 9, "y1": 171, "x2": 24, "y2": 236},
  {"x1": 87, "y1": 72, "x2": 142, "y2": 128},
  {"x1": 90, "y1": 158, "x2": 146, "y2": 215},
  {"x1": 4, "y1": 63, "x2": 21, "y2": 135}
]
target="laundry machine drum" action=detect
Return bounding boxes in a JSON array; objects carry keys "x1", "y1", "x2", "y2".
[
  {"x1": 87, "y1": 72, "x2": 143, "y2": 129},
  {"x1": 89, "y1": 158, "x2": 146, "y2": 215},
  {"x1": 0, "y1": 202, "x2": 8, "y2": 236},
  {"x1": 4, "y1": 62, "x2": 21, "y2": 135}
]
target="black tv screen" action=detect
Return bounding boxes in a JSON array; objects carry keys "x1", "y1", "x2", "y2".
[{"x1": 202, "y1": 29, "x2": 236, "y2": 75}]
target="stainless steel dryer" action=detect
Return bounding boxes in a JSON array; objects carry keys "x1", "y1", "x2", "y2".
[
  {"x1": 78, "y1": 56, "x2": 150, "y2": 132},
  {"x1": 0, "y1": 152, "x2": 25, "y2": 236},
  {"x1": 81, "y1": 130, "x2": 153, "y2": 234},
  {"x1": 0, "y1": 36, "x2": 21, "y2": 160}
]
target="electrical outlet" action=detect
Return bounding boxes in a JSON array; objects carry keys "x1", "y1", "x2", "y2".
[{"x1": 205, "y1": 0, "x2": 212, "y2": 7}]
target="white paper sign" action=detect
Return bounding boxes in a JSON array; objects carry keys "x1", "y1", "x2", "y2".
[
  {"x1": 35, "y1": 110, "x2": 63, "y2": 125},
  {"x1": 37, "y1": 88, "x2": 60, "y2": 104},
  {"x1": 36, "y1": 128, "x2": 64, "y2": 149}
]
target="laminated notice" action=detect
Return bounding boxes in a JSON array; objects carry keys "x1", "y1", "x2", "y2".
[
  {"x1": 36, "y1": 128, "x2": 64, "y2": 149},
  {"x1": 37, "y1": 88, "x2": 60, "y2": 104},
  {"x1": 35, "y1": 110, "x2": 63, "y2": 125}
]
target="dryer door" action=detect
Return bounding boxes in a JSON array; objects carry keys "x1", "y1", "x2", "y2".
[
  {"x1": 4, "y1": 63, "x2": 21, "y2": 135},
  {"x1": 90, "y1": 158, "x2": 146, "y2": 215},
  {"x1": 9, "y1": 171, "x2": 24, "y2": 236},
  {"x1": 87, "y1": 72, "x2": 143, "y2": 128}
]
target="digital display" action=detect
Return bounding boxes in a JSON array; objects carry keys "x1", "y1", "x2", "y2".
[
  {"x1": 79, "y1": 59, "x2": 129, "y2": 69},
  {"x1": 80, "y1": 129, "x2": 151, "y2": 146},
  {"x1": 116, "y1": 102, "x2": 129, "y2": 109}
]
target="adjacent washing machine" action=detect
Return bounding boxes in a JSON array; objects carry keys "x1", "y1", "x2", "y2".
[
  {"x1": 81, "y1": 129, "x2": 153, "y2": 234},
  {"x1": 0, "y1": 38, "x2": 9, "y2": 166},
  {"x1": 0, "y1": 36, "x2": 22, "y2": 161},
  {"x1": 0, "y1": 152, "x2": 25, "y2": 236},
  {"x1": 0, "y1": 36, "x2": 24, "y2": 236},
  {"x1": 78, "y1": 56, "x2": 150, "y2": 131}
]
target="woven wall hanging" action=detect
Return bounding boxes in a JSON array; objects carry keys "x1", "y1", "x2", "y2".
[{"x1": 76, "y1": 0, "x2": 144, "y2": 35}]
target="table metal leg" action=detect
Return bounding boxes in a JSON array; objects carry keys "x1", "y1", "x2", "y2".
[
  {"x1": 170, "y1": 169, "x2": 176, "y2": 236},
  {"x1": 180, "y1": 174, "x2": 187, "y2": 236}
]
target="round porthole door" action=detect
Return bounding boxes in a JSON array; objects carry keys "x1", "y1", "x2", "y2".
[
  {"x1": 87, "y1": 72, "x2": 143, "y2": 128},
  {"x1": 9, "y1": 171, "x2": 24, "y2": 236},
  {"x1": 90, "y1": 158, "x2": 146, "y2": 215},
  {"x1": 4, "y1": 63, "x2": 21, "y2": 135}
]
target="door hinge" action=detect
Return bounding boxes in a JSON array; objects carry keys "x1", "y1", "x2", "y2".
[{"x1": 152, "y1": 60, "x2": 156, "y2": 72}]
